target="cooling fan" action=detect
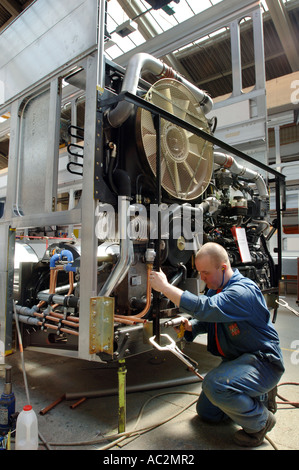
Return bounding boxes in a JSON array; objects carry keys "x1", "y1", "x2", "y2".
[{"x1": 136, "y1": 78, "x2": 213, "y2": 201}]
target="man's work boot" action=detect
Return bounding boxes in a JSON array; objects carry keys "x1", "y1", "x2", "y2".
[
  {"x1": 267, "y1": 386, "x2": 278, "y2": 414},
  {"x1": 233, "y1": 411, "x2": 276, "y2": 447}
]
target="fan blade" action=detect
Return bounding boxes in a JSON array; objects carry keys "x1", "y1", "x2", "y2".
[
  {"x1": 173, "y1": 162, "x2": 181, "y2": 194},
  {"x1": 172, "y1": 98, "x2": 190, "y2": 120},
  {"x1": 142, "y1": 115, "x2": 155, "y2": 134},
  {"x1": 161, "y1": 158, "x2": 167, "y2": 181},
  {"x1": 183, "y1": 161, "x2": 198, "y2": 185},
  {"x1": 143, "y1": 133, "x2": 157, "y2": 148},
  {"x1": 158, "y1": 87, "x2": 173, "y2": 114},
  {"x1": 189, "y1": 150, "x2": 207, "y2": 161}
]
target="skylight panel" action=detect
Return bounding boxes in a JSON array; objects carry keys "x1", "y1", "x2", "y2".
[
  {"x1": 185, "y1": 0, "x2": 216, "y2": 13},
  {"x1": 172, "y1": 1, "x2": 194, "y2": 22}
]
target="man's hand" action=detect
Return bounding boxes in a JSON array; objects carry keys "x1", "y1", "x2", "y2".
[
  {"x1": 173, "y1": 317, "x2": 193, "y2": 338},
  {"x1": 149, "y1": 269, "x2": 169, "y2": 292},
  {"x1": 149, "y1": 269, "x2": 185, "y2": 310},
  {"x1": 179, "y1": 317, "x2": 193, "y2": 332}
]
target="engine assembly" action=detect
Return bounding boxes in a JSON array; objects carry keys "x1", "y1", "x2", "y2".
[{"x1": 12, "y1": 53, "x2": 281, "y2": 362}]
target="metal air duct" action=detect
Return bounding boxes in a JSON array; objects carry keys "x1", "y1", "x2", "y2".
[{"x1": 106, "y1": 52, "x2": 213, "y2": 128}]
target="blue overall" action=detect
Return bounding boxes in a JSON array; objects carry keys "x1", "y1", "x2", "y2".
[{"x1": 180, "y1": 269, "x2": 284, "y2": 432}]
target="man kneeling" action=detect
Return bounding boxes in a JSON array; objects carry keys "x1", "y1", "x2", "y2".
[{"x1": 149, "y1": 242, "x2": 284, "y2": 447}]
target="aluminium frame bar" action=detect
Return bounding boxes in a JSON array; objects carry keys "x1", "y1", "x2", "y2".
[{"x1": 102, "y1": 90, "x2": 285, "y2": 181}]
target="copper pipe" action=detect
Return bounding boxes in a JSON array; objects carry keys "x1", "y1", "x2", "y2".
[
  {"x1": 49, "y1": 311, "x2": 79, "y2": 323},
  {"x1": 113, "y1": 264, "x2": 152, "y2": 325},
  {"x1": 43, "y1": 323, "x2": 58, "y2": 331},
  {"x1": 39, "y1": 395, "x2": 65, "y2": 415},
  {"x1": 134, "y1": 264, "x2": 152, "y2": 318},
  {"x1": 60, "y1": 318, "x2": 79, "y2": 328},
  {"x1": 37, "y1": 267, "x2": 56, "y2": 309},
  {"x1": 43, "y1": 323, "x2": 79, "y2": 336},
  {"x1": 34, "y1": 312, "x2": 79, "y2": 329},
  {"x1": 114, "y1": 316, "x2": 136, "y2": 325},
  {"x1": 70, "y1": 397, "x2": 86, "y2": 409},
  {"x1": 114, "y1": 315, "x2": 148, "y2": 324},
  {"x1": 122, "y1": 316, "x2": 147, "y2": 323},
  {"x1": 68, "y1": 271, "x2": 74, "y2": 296},
  {"x1": 48, "y1": 316, "x2": 79, "y2": 328},
  {"x1": 60, "y1": 327, "x2": 79, "y2": 336},
  {"x1": 51, "y1": 269, "x2": 74, "y2": 310},
  {"x1": 31, "y1": 318, "x2": 78, "y2": 336}
]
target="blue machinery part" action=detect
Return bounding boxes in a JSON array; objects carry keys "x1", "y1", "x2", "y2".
[
  {"x1": 0, "y1": 366, "x2": 16, "y2": 436},
  {"x1": 50, "y1": 249, "x2": 77, "y2": 273}
]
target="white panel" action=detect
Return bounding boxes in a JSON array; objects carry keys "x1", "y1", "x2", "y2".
[
  {"x1": 0, "y1": 0, "x2": 98, "y2": 104},
  {"x1": 286, "y1": 236, "x2": 299, "y2": 252},
  {"x1": 214, "y1": 120, "x2": 266, "y2": 146},
  {"x1": 207, "y1": 100, "x2": 250, "y2": 128}
]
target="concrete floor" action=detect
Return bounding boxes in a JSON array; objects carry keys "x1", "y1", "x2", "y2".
[{"x1": 1, "y1": 294, "x2": 299, "y2": 452}]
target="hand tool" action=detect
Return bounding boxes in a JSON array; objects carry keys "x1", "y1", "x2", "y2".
[{"x1": 149, "y1": 334, "x2": 204, "y2": 380}]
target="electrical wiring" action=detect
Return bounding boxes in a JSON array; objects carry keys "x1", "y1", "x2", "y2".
[
  {"x1": 43, "y1": 383, "x2": 299, "y2": 450},
  {"x1": 265, "y1": 435, "x2": 279, "y2": 450},
  {"x1": 277, "y1": 382, "x2": 299, "y2": 408},
  {"x1": 13, "y1": 301, "x2": 30, "y2": 405},
  {"x1": 11, "y1": 299, "x2": 299, "y2": 450},
  {"x1": 13, "y1": 301, "x2": 52, "y2": 451},
  {"x1": 264, "y1": 382, "x2": 299, "y2": 450},
  {"x1": 96, "y1": 391, "x2": 200, "y2": 450},
  {"x1": 47, "y1": 391, "x2": 201, "y2": 449}
]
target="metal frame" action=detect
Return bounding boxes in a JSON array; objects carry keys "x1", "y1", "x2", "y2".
[
  {"x1": 0, "y1": 0, "x2": 101, "y2": 361},
  {"x1": 0, "y1": 0, "x2": 286, "y2": 363}
]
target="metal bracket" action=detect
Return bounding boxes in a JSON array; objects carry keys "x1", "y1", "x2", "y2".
[
  {"x1": 89, "y1": 296, "x2": 114, "y2": 356},
  {"x1": 149, "y1": 334, "x2": 204, "y2": 380}
]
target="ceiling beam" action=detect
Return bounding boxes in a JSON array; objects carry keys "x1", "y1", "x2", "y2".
[
  {"x1": 0, "y1": 0, "x2": 22, "y2": 17},
  {"x1": 116, "y1": 0, "x2": 194, "y2": 79},
  {"x1": 115, "y1": 0, "x2": 261, "y2": 66},
  {"x1": 266, "y1": 0, "x2": 299, "y2": 72}
]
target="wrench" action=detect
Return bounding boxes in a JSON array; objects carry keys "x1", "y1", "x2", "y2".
[
  {"x1": 275, "y1": 299, "x2": 299, "y2": 317},
  {"x1": 149, "y1": 334, "x2": 204, "y2": 380}
]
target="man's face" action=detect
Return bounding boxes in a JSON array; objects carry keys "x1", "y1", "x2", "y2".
[{"x1": 195, "y1": 255, "x2": 224, "y2": 290}]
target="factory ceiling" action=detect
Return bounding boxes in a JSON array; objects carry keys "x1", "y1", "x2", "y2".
[
  {"x1": 105, "y1": 0, "x2": 299, "y2": 98},
  {"x1": 0, "y1": 0, "x2": 298, "y2": 97},
  {"x1": 0, "y1": 0, "x2": 33, "y2": 32}
]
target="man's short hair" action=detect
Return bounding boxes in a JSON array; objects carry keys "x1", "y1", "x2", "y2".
[{"x1": 196, "y1": 242, "x2": 230, "y2": 268}]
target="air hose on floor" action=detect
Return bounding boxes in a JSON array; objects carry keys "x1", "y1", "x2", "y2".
[{"x1": 11, "y1": 299, "x2": 299, "y2": 450}]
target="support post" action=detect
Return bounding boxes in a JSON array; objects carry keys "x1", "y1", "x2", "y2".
[
  {"x1": 118, "y1": 359, "x2": 127, "y2": 433},
  {"x1": 152, "y1": 114, "x2": 161, "y2": 344}
]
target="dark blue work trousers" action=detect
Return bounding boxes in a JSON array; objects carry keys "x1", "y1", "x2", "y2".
[{"x1": 196, "y1": 353, "x2": 283, "y2": 432}]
